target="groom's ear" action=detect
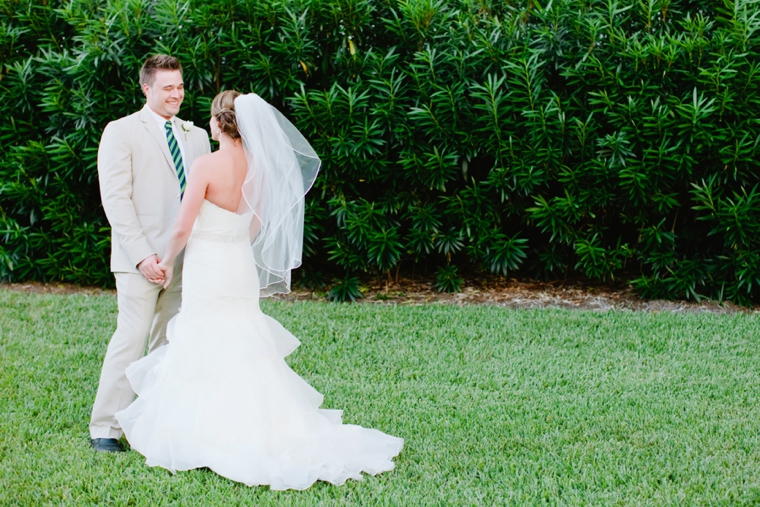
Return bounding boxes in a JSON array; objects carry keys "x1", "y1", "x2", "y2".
[{"x1": 141, "y1": 82, "x2": 150, "y2": 98}]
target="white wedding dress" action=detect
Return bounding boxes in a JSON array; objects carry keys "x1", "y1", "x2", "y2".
[{"x1": 115, "y1": 200, "x2": 403, "y2": 490}]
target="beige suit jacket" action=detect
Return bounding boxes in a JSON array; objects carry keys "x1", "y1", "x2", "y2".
[{"x1": 98, "y1": 104, "x2": 211, "y2": 273}]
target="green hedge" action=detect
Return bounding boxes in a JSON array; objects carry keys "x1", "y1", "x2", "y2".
[{"x1": 3, "y1": 0, "x2": 760, "y2": 303}]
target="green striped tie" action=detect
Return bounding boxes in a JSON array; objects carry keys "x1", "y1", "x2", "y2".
[{"x1": 164, "y1": 121, "x2": 186, "y2": 198}]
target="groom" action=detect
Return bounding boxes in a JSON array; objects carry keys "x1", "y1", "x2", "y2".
[{"x1": 90, "y1": 55, "x2": 211, "y2": 452}]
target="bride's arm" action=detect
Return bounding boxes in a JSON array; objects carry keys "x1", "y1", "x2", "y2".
[{"x1": 157, "y1": 156, "x2": 212, "y2": 286}]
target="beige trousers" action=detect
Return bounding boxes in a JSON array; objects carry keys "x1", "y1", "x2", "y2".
[{"x1": 89, "y1": 261, "x2": 182, "y2": 439}]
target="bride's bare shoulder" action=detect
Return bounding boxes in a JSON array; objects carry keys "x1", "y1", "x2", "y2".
[
  {"x1": 195, "y1": 150, "x2": 229, "y2": 164},
  {"x1": 191, "y1": 150, "x2": 231, "y2": 172}
]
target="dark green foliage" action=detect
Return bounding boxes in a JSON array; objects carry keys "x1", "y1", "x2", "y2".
[
  {"x1": 295, "y1": 269, "x2": 328, "y2": 290},
  {"x1": 434, "y1": 264, "x2": 463, "y2": 293},
  {"x1": 327, "y1": 275, "x2": 363, "y2": 302},
  {"x1": 3, "y1": 0, "x2": 760, "y2": 302}
]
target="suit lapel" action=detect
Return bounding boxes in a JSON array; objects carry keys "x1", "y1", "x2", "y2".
[
  {"x1": 174, "y1": 118, "x2": 194, "y2": 174},
  {"x1": 139, "y1": 106, "x2": 178, "y2": 179}
]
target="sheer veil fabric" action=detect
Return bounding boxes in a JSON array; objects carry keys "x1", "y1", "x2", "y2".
[{"x1": 236, "y1": 94, "x2": 320, "y2": 297}]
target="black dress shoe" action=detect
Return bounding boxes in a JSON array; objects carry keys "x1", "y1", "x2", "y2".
[{"x1": 90, "y1": 438, "x2": 125, "y2": 453}]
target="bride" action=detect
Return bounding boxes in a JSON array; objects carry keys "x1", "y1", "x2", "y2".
[{"x1": 115, "y1": 90, "x2": 403, "y2": 490}]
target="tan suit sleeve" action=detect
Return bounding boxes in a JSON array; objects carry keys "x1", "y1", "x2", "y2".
[
  {"x1": 197, "y1": 127, "x2": 211, "y2": 155},
  {"x1": 98, "y1": 121, "x2": 155, "y2": 268}
]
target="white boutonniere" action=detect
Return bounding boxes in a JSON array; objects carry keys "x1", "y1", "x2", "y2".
[{"x1": 181, "y1": 122, "x2": 193, "y2": 141}]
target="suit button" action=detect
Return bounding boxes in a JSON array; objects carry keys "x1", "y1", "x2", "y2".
[{"x1": 175, "y1": 193, "x2": 179, "y2": 198}]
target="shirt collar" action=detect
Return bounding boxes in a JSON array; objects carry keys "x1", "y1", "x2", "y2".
[{"x1": 146, "y1": 105, "x2": 175, "y2": 128}]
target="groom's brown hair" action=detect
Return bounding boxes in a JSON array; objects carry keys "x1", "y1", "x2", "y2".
[{"x1": 139, "y1": 55, "x2": 182, "y2": 87}]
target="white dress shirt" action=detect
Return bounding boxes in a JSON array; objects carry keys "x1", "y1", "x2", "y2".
[{"x1": 147, "y1": 106, "x2": 187, "y2": 170}]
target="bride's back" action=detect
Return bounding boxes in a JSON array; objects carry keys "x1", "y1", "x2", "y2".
[{"x1": 202, "y1": 145, "x2": 248, "y2": 213}]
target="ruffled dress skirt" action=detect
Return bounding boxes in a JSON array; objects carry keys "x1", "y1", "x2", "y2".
[{"x1": 116, "y1": 201, "x2": 403, "y2": 490}]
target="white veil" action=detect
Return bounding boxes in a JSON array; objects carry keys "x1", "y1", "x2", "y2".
[{"x1": 235, "y1": 94, "x2": 321, "y2": 297}]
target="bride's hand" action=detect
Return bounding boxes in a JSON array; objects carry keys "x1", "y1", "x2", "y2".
[{"x1": 158, "y1": 262, "x2": 173, "y2": 289}]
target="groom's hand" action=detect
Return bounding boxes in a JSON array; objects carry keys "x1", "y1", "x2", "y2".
[{"x1": 138, "y1": 254, "x2": 164, "y2": 284}]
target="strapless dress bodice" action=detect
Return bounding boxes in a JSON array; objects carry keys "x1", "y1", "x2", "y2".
[{"x1": 190, "y1": 200, "x2": 253, "y2": 244}]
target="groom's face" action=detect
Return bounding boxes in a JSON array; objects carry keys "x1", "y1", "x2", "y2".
[{"x1": 143, "y1": 69, "x2": 184, "y2": 119}]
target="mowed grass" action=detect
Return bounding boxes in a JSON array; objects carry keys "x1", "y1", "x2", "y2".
[{"x1": 1, "y1": 290, "x2": 759, "y2": 506}]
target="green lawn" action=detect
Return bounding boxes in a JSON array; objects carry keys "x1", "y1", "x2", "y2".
[{"x1": 1, "y1": 290, "x2": 759, "y2": 506}]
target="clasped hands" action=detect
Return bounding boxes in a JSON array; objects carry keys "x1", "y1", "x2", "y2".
[{"x1": 138, "y1": 254, "x2": 174, "y2": 289}]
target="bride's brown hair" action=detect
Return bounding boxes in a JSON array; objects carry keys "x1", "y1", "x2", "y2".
[{"x1": 211, "y1": 90, "x2": 242, "y2": 140}]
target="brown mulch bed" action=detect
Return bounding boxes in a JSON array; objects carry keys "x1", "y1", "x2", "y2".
[{"x1": 3, "y1": 277, "x2": 756, "y2": 314}]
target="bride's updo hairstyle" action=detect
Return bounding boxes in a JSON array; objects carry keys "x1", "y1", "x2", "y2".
[{"x1": 211, "y1": 90, "x2": 242, "y2": 140}]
